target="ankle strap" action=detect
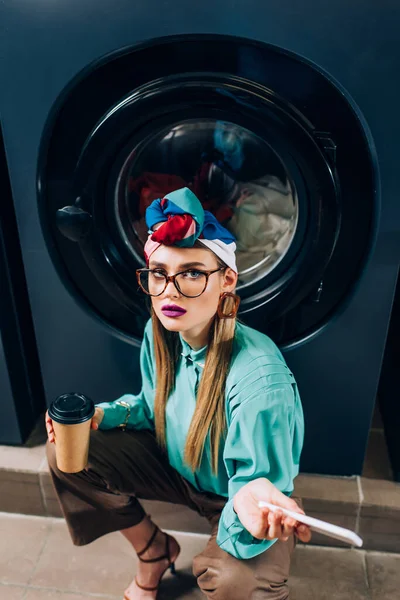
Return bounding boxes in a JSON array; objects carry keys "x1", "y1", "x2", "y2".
[{"x1": 137, "y1": 523, "x2": 159, "y2": 558}]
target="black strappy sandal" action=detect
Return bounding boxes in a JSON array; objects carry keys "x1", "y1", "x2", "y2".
[{"x1": 124, "y1": 523, "x2": 180, "y2": 597}]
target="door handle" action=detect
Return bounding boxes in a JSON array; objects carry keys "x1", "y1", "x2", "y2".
[{"x1": 56, "y1": 205, "x2": 92, "y2": 242}]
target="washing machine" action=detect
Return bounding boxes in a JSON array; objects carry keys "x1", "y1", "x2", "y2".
[
  {"x1": 0, "y1": 124, "x2": 46, "y2": 444},
  {"x1": 378, "y1": 272, "x2": 400, "y2": 482},
  {"x1": 1, "y1": 1, "x2": 399, "y2": 474}
]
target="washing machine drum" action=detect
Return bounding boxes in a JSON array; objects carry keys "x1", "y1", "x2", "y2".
[{"x1": 38, "y1": 37, "x2": 376, "y2": 347}]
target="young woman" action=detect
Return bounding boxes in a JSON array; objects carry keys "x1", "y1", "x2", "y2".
[{"x1": 46, "y1": 187, "x2": 311, "y2": 600}]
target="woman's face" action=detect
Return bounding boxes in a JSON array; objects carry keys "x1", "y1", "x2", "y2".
[{"x1": 149, "y1": 245, "x2": 237, "y2": 339}]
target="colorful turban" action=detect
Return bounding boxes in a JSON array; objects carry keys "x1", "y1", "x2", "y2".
[{"x1": 144, "y1": 187, "x2": 237, "y2": 273}]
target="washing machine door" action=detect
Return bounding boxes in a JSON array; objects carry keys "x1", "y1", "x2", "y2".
[{"x1": 38, "y1": 37, "x2": 376, "y2": 346}]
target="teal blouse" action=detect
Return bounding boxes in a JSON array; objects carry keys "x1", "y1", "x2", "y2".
[{"x1": 97, "y1": 319, "x2": 304, "y2": 560}]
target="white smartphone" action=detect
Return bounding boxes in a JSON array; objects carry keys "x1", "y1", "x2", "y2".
[{"x1": 258, "y1": 500, "x2": 363, "y2": 547}]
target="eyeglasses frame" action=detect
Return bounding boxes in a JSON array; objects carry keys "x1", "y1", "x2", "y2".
[{"x1": 136, "y1": 266, "x2": 226, "y2": 298}]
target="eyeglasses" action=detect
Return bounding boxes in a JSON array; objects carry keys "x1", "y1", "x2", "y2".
[{"x1": 136, "y1": 267, "x2": 226, "y2": 298}]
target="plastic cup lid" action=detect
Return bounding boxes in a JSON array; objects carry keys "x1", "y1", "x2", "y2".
[{"x1": 48, "y1": 393, "x2": 95, "y2": 425}]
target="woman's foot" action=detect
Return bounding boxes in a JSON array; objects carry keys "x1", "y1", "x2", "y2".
[{"x1": 123, "y1": 528, "x2": 180, "y2": 600}]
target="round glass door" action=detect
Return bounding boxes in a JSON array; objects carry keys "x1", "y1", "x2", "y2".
[{"x1": 114, "y1": 118, "x2": 299, "y2": 287}]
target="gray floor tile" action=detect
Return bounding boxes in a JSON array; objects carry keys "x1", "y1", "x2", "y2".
[
  {"x1": 289, "y1": 577, "x2": 370, "y2": 600},
  {"x1": 0, "y1": 584, "x2": 26, "y2": 600},
  {"x1": 0, "y1": 444, "x2": 45, "y2": 472},
  {"x1": 291, "y1": 545, "x2": 366, "y2": 586},
  {"x1": 23, "y1": 585, "x2": 202, "y2": 600},
  {"x1": 0, "y1": 513, "x2": 50, "y2": 585},
  {"x1": 2, "y1": 512, "x2": 400, "y2": 600},
  {"x1": 294, "y1": 474, "x2": 359, "y2": 505},
  {"x1": 29, "y1": 518, "x2": 206, "y2": 598},
  {"x1": 0, "y1": 478, "x2": 45, "y2": 516},
  {"x1": 29, "y1": 519, "x2": 139, "y2": 596},
  {"x1": 24, "y1": 589, "x2": 119, "y2": 600},
  {"x1": 361, "y1": 477, "x2": 400, "y2": 510},
  {"x1": 366, "y1": 551, "x2": 400, "y2": 599},
  {"x1": 38, "y1": 471, "x2": 63, "y2": 518},
  {"x1": 359, "y1": 478, "x2": 400, "y2": 552}
]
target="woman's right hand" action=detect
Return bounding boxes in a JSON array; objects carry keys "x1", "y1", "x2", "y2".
[{"x1": 45, "y1": 407, "x2": 105, "y2": 443}]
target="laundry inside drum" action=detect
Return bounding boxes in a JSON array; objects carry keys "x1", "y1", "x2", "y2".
[{"x1": 115, "y1": 119, "x2": 299, "y2": 286}]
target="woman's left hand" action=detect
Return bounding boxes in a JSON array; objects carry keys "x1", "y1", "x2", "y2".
[{"x1": 233, "y1": 477, "x2": 312, "y2": 543}]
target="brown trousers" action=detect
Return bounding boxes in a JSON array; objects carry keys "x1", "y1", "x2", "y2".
[{"x1": 47, "y1": 428, "x2": 297, "y2": 599}]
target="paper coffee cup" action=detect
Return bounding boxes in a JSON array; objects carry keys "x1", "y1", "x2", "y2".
[{"x1": 48, "y1": 393, "x2": 95, "y2": 473}]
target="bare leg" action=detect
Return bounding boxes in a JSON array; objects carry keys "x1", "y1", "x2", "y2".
[{"x1": 122, "y1": 515, "x2": 181, "y2": 600}]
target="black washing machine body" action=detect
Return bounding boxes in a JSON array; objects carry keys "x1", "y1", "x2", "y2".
[
  {"x1": 0, "y1": 124, "x2": 46, "y2": 444},
  {"x1": 1, "y1": 1, "x2": 399, "y2": 475}
]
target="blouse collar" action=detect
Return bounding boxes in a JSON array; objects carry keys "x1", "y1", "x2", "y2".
[{"x1": 179, "y1": 334, "x2": 207, "y2": 368}]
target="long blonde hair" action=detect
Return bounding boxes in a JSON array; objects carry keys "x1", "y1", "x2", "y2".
[{"x1": 152, "y1": 249, "x2": 237, "y2": 474}]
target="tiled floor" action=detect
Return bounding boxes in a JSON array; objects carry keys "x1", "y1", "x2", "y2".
[{"x1": 1, "y1": 513, "x2": 399, "y2": 599}]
